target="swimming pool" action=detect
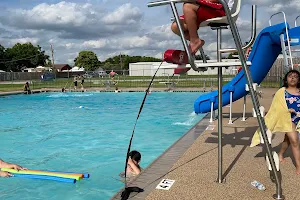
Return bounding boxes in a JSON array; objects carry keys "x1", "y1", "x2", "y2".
[{"x1": 0, "y1": 92, "x2": 205, "y2": 200}]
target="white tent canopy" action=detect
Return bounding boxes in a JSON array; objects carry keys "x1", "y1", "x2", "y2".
[
  {"x1": 67, "y1": 66, "x2": 85, "y2": 72},
  {"x1": 62, "y1": 66, "x2": 85, "y2": 72}
]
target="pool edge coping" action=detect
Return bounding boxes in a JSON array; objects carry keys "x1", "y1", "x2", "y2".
[{"x1": 0, "y1": 88, "x2": 210, "y2": 96}]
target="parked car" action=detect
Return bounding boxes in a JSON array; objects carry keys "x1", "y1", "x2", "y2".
[
  {"x1": 98, "y1": 71, "x2": 108, "y2": 77},
  {"x1": 41, "y1": 73, "x2": 55, "y2": 81},
  {"x1": 83, "y1": 72, "x2": 97, "y2": 78}
]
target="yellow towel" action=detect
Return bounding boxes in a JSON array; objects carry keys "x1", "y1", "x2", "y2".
[{"x1": 250, "y1": 87, "x2": 300, "y2": 147}]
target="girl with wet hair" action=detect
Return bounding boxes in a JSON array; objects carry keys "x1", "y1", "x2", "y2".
[{"x1": 127, "y1": 150, "x2": 141, "y2": 176}]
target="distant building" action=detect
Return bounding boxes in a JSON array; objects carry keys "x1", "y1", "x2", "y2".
[
  {"x1": 53, "y1": 64, "x2": 72, "y2": 72},
  {"x1": 69, "y1": 66, "x2": 85, "y2": 72},
  {"x1": 22, "y1": 68, "x2": 36, "y2": 72},
  {"x1": 129, "y1": 61, "x2": 237, "y2": 76}
]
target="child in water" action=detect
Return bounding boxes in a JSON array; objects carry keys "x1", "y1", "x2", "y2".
[
  {"x1": 119, "y1": 150, "x2": 142, "y2": 181},
  {"x1": 127, "y1": 150, "x2": 142, "y2": 176}
]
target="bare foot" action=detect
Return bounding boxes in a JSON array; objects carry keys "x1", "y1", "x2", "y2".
[
  {"x1": 296, "y1": 167, "x2": 300, "y2": 175},
  {"x1": 190, "y1": 39, "x2": 205, "y2": 54},
  {"x1": 278, "y1": 153, "x2": 285, "y2": 163}
]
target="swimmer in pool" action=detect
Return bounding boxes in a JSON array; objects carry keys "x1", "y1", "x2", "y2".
[{"x1": 0, "y1": 159, "x2": 26, "y2": 177}]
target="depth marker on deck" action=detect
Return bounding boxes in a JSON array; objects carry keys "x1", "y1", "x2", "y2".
[{"x1": 156, "y1": 179, "x2": 175, "y2": 190}]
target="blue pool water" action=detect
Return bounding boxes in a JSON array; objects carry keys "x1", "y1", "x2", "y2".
[{"x1": 0, "y1": 92, "x2": 204, "y2": 200}]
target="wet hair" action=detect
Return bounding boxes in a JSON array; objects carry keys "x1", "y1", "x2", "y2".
[
  {"x1": 282, "y1": 69, "x2": 300, "y2": 88},
  {"x1": 128, "y1": 150, "x2": 141, "y2": 163}
]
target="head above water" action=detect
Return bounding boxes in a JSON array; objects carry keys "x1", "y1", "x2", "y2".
[
  {"x1": 128, "y1": 150, "x2": 141, "y2": 163},
  {"x1": 283, "y1": 69, "x2": 300, "y2": 88}
]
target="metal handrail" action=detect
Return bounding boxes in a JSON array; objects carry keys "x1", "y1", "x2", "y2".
[
  {"x1": 296, "y1": 15, "x2": 300, "y2": 27},
  {"x1": 169, "y1": 2, "x2": 198, "y2": 71},
  {"x1": 269, "y1": 11, "x2": 293, "y2": 69},
  {"x1": 147, "y1": 0, "x2": 196, "y2": 7},
  {"x1": 220, "y1": 1, "x2": 283, "y2": 199},
  {"x1": 219, "y1": 5, "x2": 256, "y2": 53}
]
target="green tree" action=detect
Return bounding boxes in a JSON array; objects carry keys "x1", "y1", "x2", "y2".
[
  {"x1": 5, "y1": 43, "x2": 49, "y2": 72},
  {"x1": 0, "y1": 44, "x2": 6, "y2": 71},
  {"x1": 74, "y1": 51, "x2": 100, "y2": 71},
  {"x1": 100, "y1": 54, "x2": 161, "y2": 70}
]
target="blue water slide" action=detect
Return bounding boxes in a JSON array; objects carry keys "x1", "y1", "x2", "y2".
[{"x1": 194, "y1": 22, "x2": 290, "y2": 114}]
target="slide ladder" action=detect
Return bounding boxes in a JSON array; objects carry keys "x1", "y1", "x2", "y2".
[{"x1": 269, "y1": 12, "x2": 293, "y2": 74}]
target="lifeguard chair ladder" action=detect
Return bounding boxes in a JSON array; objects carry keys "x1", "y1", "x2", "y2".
[{"x1": 148, "y1": 0, "x2": 284, "y2": 199}]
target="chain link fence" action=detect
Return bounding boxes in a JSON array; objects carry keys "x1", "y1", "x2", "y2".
[{"x1": 0, "y1": 69, "x2": 282, "y2": 92}]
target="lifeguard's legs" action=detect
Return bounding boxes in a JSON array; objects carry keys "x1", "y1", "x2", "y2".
[{"x1": 171, "y1": 3, "x2": 205, "y2": 54}]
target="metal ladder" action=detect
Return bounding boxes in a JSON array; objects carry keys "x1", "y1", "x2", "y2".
[
  {"x1": 148, "y1": 0, "x2": 284, "y2": 199},
  {"x1": 296, "y1": 15, "x2": 300, "y2": 27},
  {"x1": 269, "y1": 12, "x2": 293, "y2": 74}
]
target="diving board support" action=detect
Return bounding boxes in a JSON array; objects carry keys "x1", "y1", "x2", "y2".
[{"x1": 223, "y1": 1, "x2": 283, "y2": 199}]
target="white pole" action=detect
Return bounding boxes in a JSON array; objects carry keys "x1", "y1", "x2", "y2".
[
  {"x1": 210, "y1": 102, "x2": 214, "y2": 123},
  {"x1": 242, "y1": 95, "x2": 246, "y2": 121},
  {"x1": 228, "y1": 91, "x2": 233, "y2": 124}
]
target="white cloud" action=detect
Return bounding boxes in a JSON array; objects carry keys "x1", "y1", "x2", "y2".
[
  {"x1": 0, "y1": 2, "x2": 143, "y2": 39},
  {"x1": 268, "y1": 1, "x2": 300, "y2": 14},
  {"x1": 103, "y1": 3, "x2": 142, "y2": 25},
  {"x1": 10, "y1": 37, "x2": 39, "y2": 45},
  {"x1": 5, "y1": 2, "x2": 93, "y2": 27},
  {"x1": 118, "y1": 36, "x2": 152, "y2": 48},
  {"x1": 83, "y1": 40, "x2": 107, "y2": 49},
  {"x1": 82, "y1": 36, "x2": 152, "y2": 50}
]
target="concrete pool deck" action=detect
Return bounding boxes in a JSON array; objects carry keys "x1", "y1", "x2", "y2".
[{"x1": 111, "y1": 88, "x2": 300, "y2": 200}]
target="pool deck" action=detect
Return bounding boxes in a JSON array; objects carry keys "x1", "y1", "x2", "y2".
[{"x1": 111, "y1": 88, "x2": 300, "y2": 200}]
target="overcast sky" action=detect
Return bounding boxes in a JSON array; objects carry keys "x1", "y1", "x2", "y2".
[{"x1": 0, "y1": 0, "x2": 299, "y2": 64}]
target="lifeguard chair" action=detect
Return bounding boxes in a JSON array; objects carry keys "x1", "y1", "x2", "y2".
[{"x1": 148, "y1": 0, "x2": 284, "y2": 199}]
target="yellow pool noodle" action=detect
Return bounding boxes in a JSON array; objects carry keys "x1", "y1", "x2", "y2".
[{"x1": 1, "y1": 168, "x2": 82, "y2": 180}]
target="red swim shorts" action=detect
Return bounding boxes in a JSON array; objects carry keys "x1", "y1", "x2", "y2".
[{"x1": 180, "y1": 0, "x2": 226, "y2": 26}]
